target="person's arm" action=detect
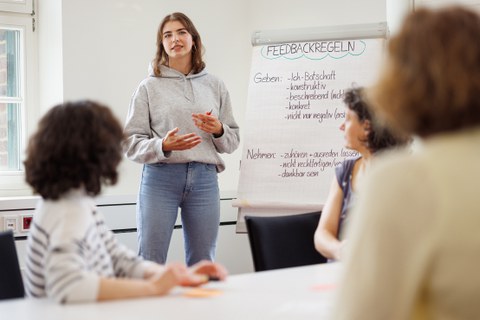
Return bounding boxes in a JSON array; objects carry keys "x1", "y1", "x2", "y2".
[
  {"x1": 122, "y1": 85, "x2": 169, "y2": 163},
  {"x1": 47, "y1": 237, "x2": 226, "y2": 303},
  {"x1": 97, "y1": 262, "x2": 221, "y2": 301},
  {"x1": 97, "y1": 265, "x2": 183, "y2": 301},
  {"x1": 210, "y1": 81, "x2": 240, "y2": 154},
  {"x1": 314, "y1": 177, "x2": 345, "y2": 260},
  {"x1": 332, "y1": 156, "x2": 436, "y2": 320},
  {"x1": 98, "y1": 260, "x2": 228, "y2": 301}
]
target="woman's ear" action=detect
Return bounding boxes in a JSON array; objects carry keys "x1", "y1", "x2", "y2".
[{"x1": 363, "y1": 119, "x2": 372, "y2": 133}]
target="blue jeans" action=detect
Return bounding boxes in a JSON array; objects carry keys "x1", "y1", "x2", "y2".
[{"x1": 137, "y1": 162, "x2": 220, "y2": 266}]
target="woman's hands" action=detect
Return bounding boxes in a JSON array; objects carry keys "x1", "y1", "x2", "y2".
[
  {"x1": 192, "y1": 112, "x2": 224, "y2": 137},
  {"x1": 162, "y1": 111, "x2": 224, "y2": 152},
  {"x1": 146, "y1": 261, "x2": 228, "y2": 296},
  {"x1": 162, "y1": 127, "x2": 202, "y2": 152},
  {"x1": 185, "y1": 260, "x2": 228, "y2": 285}
]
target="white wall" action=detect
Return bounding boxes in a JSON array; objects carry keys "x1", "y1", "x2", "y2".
[
  {"x1": 386, "y1": 0, "x2": 413, "y2": 36},
  {"x1": 38, "y1": 0, "x2": 63, "y2": 115},
  {"x1": 248, "y1": 0, "x2": 385, "y2": 29},
  {"x1": 415, "y1": 0, "x2": 480, "y2": 12},
  {"x1": 37, "y1": 0, "x2": 386, "y2": 199}
]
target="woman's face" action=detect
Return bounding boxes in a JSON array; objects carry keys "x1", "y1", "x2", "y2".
[
  {"x1": 339, "y1": 109, "x2": 370, "y2": 152},
  {"x1": 162, "y1": 20, "x2": 193, "y2": 60}
]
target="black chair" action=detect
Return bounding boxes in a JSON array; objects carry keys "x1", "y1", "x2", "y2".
[
  {"x1": 245, "y1": 211, "x2": 327, "y2": 272},
  {"x1": 0, "y1": 230, "x2": 25, "y2": 299}
]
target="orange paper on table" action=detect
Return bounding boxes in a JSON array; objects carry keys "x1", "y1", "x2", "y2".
[
  {"x1": 183, "y1": 288, "x2": 223, "y2": 298},
  {"x1": 311, "y1": 283, "x2": 337, "y2": 291}
]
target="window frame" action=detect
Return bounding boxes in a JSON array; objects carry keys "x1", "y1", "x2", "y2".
[
  {"x1": 0, "y1": 8, "x2": 37, "y2": 196},
  {"x1": 0, "y1": 0, "x2": 32, "y2": 14}
]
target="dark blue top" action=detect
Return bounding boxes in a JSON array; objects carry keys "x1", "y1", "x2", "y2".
[{"x1": 335, "y1": 156, "x2": 361, "y2": 239}]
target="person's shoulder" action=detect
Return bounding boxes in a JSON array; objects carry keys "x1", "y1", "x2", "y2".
[
  {"x1": 40, "y1": 192, "x2": 96, "y2": 240},
  {"x1": 131, "y1": 77, "x2": 152, "y2": 95},
  {"x1": 140, "y1": 75, "x2": 161, "y2": 86},
  {"x1": 196, "y1": 70, "x2": 226, "y2": 86},
  {"x1": 369, "y1": 147, "x2": 429, "y2": 185},
  {"x1": 346, "y1": 156, "x2": 361, "y2": 166},
  {"x1": 338, "y1": 156, "x2": 361, "y2": 172},
  {"x1": 202, "y1": 70, "x2": 219, "y2": 80},
  {"x1": 132, "y1": 76, "x2": 162, "y2": 98}
]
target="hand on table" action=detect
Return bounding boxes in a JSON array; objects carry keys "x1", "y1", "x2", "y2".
[{"x1": 147, "y1": 261, "x2": 228, "y2": 296}]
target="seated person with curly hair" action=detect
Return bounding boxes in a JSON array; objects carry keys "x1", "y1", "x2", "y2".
[{"x1": 23, "y1": 100, "x2": 227, "y2": 304}]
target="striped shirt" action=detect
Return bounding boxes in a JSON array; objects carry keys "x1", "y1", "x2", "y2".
[{"x1": 25, "y1": 189, "x2": 154, "y2": 303}]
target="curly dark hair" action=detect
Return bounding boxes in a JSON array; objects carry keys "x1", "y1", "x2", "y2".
[
  {"x1": 24, "y1": 101, "x2": 124, "y2": 200},
  {"x1": 344, "y1": 87, "x2": 409, "y2": 153},
  {"x1": 152, "y1": 12, "x2": 205, "y2": 76}
]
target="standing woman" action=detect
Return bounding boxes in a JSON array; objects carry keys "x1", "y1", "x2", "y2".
[
  {"x1": 314, "y1": 87, "x2": 408, "y2": 261},
  {"x1": 123, "y1": 12, "x2": 240, "y2": 266}
]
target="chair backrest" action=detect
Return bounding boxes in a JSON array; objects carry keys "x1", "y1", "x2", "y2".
[
  {"x1": 0, "y1": 230, "x2": 25, "y2": 299},
  {"x1": 245, "y1": 211, "x2": 327, "y2": 272}
]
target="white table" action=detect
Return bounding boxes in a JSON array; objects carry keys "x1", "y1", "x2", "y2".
[{"x1": 0, "y1": 263, "x2": 342, "y2": 320}]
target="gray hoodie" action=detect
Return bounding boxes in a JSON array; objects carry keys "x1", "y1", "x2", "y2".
[{"x1": 123, "y1": 65, "x2": 240, "y2": 172}]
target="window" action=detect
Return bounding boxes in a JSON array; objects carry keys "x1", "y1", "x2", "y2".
[
  {"x1": 0, "y1": 0, "x2": 36, "y2": 195},
  {"x1": 0, "y1": 27, "x2": 23, "y2": 171}
]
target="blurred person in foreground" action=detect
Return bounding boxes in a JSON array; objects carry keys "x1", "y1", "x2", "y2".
[{"x1": 333, "y1": 6, "x2": 480, "y2": 320}]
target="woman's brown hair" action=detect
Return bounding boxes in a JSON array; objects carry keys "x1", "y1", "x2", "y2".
[
  {"x1": 152, "y1": 12, "x2": 205, "y2": 76},
  {"x1": 344, "y1": 87, "x2": 410, "y2": 153},
  {"x1": 24, "y1": 101, "x2": 124, "y2": 200},
  {"x1": 371, "y1": 6, "x2": 480, "y2": 137}
]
